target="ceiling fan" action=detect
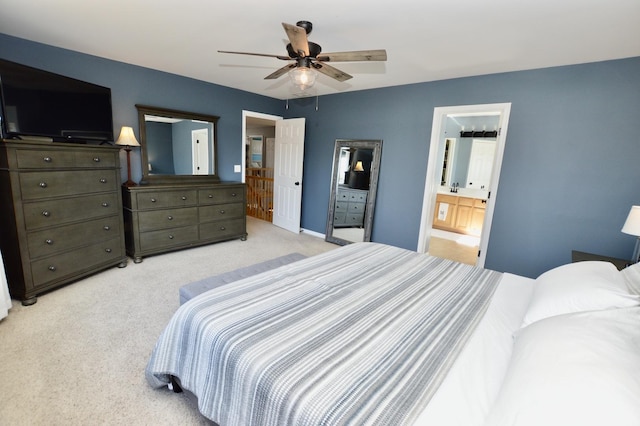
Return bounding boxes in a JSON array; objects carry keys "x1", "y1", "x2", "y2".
[{"x1": 218, "y1": 20, "x2": 387, "y2": 90}]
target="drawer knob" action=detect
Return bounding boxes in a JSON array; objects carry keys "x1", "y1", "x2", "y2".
[
  {"x1": 167, "y1": 215, "x2": 173, "y2": 220},
  {"x1": 102, "y1": 202, "x2": 109, "y2": 207},
  {"x1": 45, "y1": 239, "x2": 53, "y2": 245},
  {"x1": 219, "y1": 226, "x2": 226, "y2": 231},
  {"x1": 181, "y1": 196, "x2": 187, "y2": 200},
  {"x1": 231, "y1": 193, "x2": 237, "y2": 197},
  {"x1": 219, "y1": 210, "x2": 225, "y2": 214},
  {"x1": 42, "y1": 210, "x2": 50, "y2": 217},
  {"x1": 168, "y1": 235, "x2": 174, "y2": 240},
  {"x1": 48, "y1": 265, "x2": 56, "y2": 272},
  {"x1": 100, "y1": 178, "x2": 107, "y2": 184},
  {"x1": 103, "y1": 225, "x2": 111, "y2": 231},
  {"x1": 208, "y1": 194, "x2": 213, "y2": 198},
  {"x1": 150, "y1": 198, "x2": 157, "y2": 203},
  {"x1": 105, "y1": 248, "x2": 112, "y2": 253},
  {"x1": 93, "y1": 157, "x2": 101, "y2": 163},
  {"x1": 39, "y1": 182, "x2": 48, "y2": 188},
  {"x1": 43, "y1": 156, "x2": 52, "y2": 163}
]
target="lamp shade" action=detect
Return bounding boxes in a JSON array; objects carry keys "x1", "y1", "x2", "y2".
[
  {"x1": 289, "y1": 67, "x2": 317, "y2": 91},
  {"x1": 115, "y1": 126, "x2": 140, "y2": 147},
  {"x1": 622, "y1": 206, "x2": 640, "y2": 237},
  {"x1": 353, "y1": 161, "x2": 365, "y2": 172}
]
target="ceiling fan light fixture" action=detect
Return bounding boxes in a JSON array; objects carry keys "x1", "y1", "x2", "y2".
[{"x1": 289, "y1": 66, "x2": 317, "y2": 91}]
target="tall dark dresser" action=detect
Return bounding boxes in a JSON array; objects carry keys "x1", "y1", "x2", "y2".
[{"x1": 0, "y1": 139, "x2": 127, "y2": 305}]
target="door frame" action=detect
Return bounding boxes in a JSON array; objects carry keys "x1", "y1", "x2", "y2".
[
  {"x1": 417, "y1": 103, "x2": 512, "y2": 267},
  {"x1": 241, "y1": 110, "x2": 282, "y2": 184}
]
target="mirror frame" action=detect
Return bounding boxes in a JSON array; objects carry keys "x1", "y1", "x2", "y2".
[
  {"x1": 136, "y1": 104, "x2": 220, "y2": 185},
  {"x1": 325, "y1": 139, "x2": 383, "y2": 245}
]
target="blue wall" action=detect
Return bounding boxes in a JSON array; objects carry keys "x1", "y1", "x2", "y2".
[
  {"x1": 287, "y1": 58, "x2": 640, "y2": 278},
  {"x1": 2, "y1": 33, "x2": 639, "y2": 278}
]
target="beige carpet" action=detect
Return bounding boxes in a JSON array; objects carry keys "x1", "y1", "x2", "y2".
[{"x1": 0, "y1": 217, "x2": 336, "y2": 425}]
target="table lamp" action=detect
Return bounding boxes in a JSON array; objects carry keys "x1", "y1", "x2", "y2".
[
  {"x1": 115, "y1": 126, "x2": 140, "y2": 187},
  {"x1": 622, "y1": 205, "x2": 640, "y2": 264}
]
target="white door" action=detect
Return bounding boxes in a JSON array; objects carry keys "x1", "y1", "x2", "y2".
[
  {"x1": 466, "y1": 139, "x2": 496, "y2": 189},
  {"x1": 191, "y1": 128, "x2": 209, "y2": 175},
  {"x1": 272, "y1": 118, "x2": 306, "y2": 233}
]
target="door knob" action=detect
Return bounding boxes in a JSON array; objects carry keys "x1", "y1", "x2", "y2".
[{"x1": 294, "y1": 181, "x2": 300, "y2": 186}]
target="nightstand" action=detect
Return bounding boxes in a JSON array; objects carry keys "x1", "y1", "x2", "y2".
[{"x1": 571, "y1": 250, "x2": 631, "y2": 271}]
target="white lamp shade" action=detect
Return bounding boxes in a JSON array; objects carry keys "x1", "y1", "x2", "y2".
[
  {"x1": 289, "y1": 67, "x2": 317, "y2": 91},
  {"x1": 115, "y1": 126, "x2": 140, "y2": 147},
  {"x1": 622, "y1": 205, "x2": 640, "y2": 237}
]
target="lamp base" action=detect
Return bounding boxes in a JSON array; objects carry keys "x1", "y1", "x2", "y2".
[
  {"x1": 122, "y1": 146, "x2": 137, "y2": 187},
  {"x1": 632, "y1": 237, "x2": 640, "y2": 264}
]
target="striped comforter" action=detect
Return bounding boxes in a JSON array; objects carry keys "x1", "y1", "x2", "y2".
[{"x1": 146, "y1": 242, "x2": 502, "y2": 425}]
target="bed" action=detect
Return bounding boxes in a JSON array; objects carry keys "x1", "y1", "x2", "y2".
[{"x1": 146, "y1": 242, "x2": 640, "y2": 426}]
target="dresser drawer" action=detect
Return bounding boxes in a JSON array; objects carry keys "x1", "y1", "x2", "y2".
[
  {"x1": 198, "y1": 186, "x2": 244, "y2": 205},
  {"x1": 16, "y1": 149, "x2": 117, "y2": 169},
  {"x1": 199, "y1": 202, "x2": 244, "y2": 221},
  {"x1": 344, "y1": 213, "x2": 365, "y2": 226},
  {"x1": 137, "y1": 207, "x2": 198, "y2": 232},
  {"x1": 335, "y1": 201, "x2": 348, "y2": 213},
  {"x1": 347, "y1": 203, "x2": 366, "y2": 214},
  {"x1": 27, "y1": 215, "x2": 122, "y2": 259},
  {"x1": 30, "y1": 236, "x2": 124, "y2": 288},
  {"x1": 24, "y1": 192, "x2": 120, "y2": 230},
  {"x1": 200, "y1": 218, "x2": 246, "y2": 240},
  {"x1": 139, "y1": 225, "x2": 198, "y2": 251},
  {"x1": 136, "y1": 190, "x2": 198, "y2": 209},
  {"x1": 19, "y1": 169, "x2": 119, "y2": 200}
]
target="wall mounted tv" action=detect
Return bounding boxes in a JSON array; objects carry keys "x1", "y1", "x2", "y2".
[{"x1": 0, "y1": 59, "x2": 114, "y2": 143}]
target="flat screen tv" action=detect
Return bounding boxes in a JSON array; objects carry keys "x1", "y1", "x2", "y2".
[{"x1": 0, "y1": 59, "x2": 114, "y2": 142}]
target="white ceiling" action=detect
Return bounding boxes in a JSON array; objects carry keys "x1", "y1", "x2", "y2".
[{"x1": 1, "y1": 0, "x2": 639, "y2": 100}]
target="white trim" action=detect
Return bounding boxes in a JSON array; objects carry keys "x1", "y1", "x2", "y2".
[
  {"x1": 417, "y1": 103, "x2": 512, "y2": 268},
  {"x1": 301, "y1": 228, "x2": 325, "y2": 239}
]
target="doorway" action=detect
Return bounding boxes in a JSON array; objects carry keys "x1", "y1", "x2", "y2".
[
  {"x1": 417, "y1": 103, "x2": 512, "y2": 267},
  {"x1": 242, "y1": 111, "x2": 307, "y2": 234},
  {"x1": 242, "y1": 111, "x2": 279, "y2": 223}
]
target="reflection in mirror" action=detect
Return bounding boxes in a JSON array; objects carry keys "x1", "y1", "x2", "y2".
[
  {"x1": 136, "y1": 105, "x2": 220, "y2": 184},
  {"x1": 326, "y1": 139, "x2": 382, "y2": 245},
  {"x1": 439, "y1": 114, "x2": 499, "y2": 196}
]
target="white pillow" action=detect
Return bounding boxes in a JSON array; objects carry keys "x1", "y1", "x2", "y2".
[
  {"x1": 621, "y1": 262, "x2": 640, "y2": 295},
  {"x1": 521, "y1": 261, "x2": 639, "y2": 327},
  {"x1": 485, "y1": 307, "x2": 640, "y2": 426}
]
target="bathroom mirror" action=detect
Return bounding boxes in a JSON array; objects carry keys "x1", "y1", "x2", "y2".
[
  {"x1": 136, "y1": 104, "x2": 220, "y2": 184},
  {"x1": 440, "y1": 114, "x2": 499, "y2": 190},
  {"x1": 326, "y1": 139, "x2": 382, "y2": 245}
]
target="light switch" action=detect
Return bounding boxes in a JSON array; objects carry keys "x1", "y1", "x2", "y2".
[{"x1": 234, "y1": 164, "x2": 241, "y2": 173}]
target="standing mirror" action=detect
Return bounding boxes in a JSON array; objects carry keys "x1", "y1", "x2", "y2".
[
  {"x1": 326, "y1": 139, "x2": 382, "y2": 245},
  {"x1": 136, "y1": 104, "x2": 220, "y2": 184}
]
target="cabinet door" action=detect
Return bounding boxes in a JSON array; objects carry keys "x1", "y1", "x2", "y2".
[
  {"x1": 433, "y1": 195, "x2": 457, "y2": 228},
  {"x1": 470, "y1": 208, "x2": 486, "y2": 236},
  {"x1": 455, "y1": 204, "x2": 473, "y2": 231}
]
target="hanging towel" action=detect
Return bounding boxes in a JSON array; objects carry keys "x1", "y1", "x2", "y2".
[{"x1": 438, "y1": 203, "x2": 449, "y2": 221}]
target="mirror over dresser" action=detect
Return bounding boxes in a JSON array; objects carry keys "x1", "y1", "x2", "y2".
[{"x1": 120, "y1": 106, "x2": 247, "y2": 263}]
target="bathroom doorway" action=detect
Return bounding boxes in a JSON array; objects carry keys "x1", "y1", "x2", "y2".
[{"x1": 417, "y1": 103, "x2": 512, "y2": 267}]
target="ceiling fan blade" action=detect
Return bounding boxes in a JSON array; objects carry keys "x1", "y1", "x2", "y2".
[
  {"x1": 264, "y1": 63, "x2": 297, "y2": 80},
  {"x1": 313, "y1": 62, "x2": 352, "y2": 82},
  {"x1": 317, "y1": 49, "x2": 387, "y2": 62},
  {"x1": 218, "y1": 50, "x2": 291, "y2": 61},
  {"x1": 282, "y1": 22, "x2": 309, "y2": 57}
]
